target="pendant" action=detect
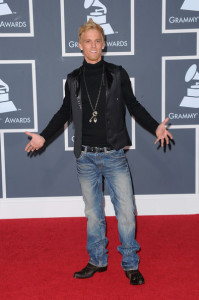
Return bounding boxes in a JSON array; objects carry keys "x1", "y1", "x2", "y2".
[{"x1": 89, "y1": 111, "x2": 98, "y2": 123}]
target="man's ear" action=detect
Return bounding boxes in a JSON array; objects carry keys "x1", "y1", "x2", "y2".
[{"x1": 79, "y1": 43, "x2": 83, "y2": 51}]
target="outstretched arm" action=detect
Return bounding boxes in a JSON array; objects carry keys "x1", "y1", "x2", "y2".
[
  {"x1": 25, "y1": 132, "x2": 46, "y2": 152},
  {"x1": 25, "y1": 81, "x2": 71, "y2": 153},
  {"x1": 154, "y1": 117, "x2": 173, "y2": 147}
]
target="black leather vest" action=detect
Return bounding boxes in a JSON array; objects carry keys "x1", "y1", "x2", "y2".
[{"x1": 67, "y1": 61, "x2": 132, "y2": 158}]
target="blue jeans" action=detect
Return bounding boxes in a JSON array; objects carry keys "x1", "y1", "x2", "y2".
[{"x1": 76, "y1": 148, "x2": 140, "y2": 271}]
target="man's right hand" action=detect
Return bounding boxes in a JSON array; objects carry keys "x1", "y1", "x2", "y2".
[{"x1": 25, "y1": 132, "x2": 46, "y2": 152}]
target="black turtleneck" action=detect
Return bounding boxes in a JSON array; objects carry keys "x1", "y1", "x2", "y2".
[{"x1": 81, "y1": 59, "x2": 109, "y2": 147}]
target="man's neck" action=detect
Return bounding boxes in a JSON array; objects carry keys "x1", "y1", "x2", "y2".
[{"x1": 84, "y1": 58, "x2": 102, "y2": 65}]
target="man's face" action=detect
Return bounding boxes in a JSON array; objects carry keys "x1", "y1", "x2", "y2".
[{"x1": 79, "y1": 29, "x2": 105, "y2": 64}]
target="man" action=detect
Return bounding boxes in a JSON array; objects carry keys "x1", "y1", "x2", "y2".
[{"x1": 25, "y1": 19, "x2": 173, "y2": 285}]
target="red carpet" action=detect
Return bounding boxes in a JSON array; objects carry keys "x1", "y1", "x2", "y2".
[{"x1": 0, "y1": 215, "x2": 199, "y2": 300}]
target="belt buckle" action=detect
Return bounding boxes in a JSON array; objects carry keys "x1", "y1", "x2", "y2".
[
  {"x1": 89, "y1": 146, "x2": 104, "y2": 153},
  {"x1": 95, "y1": 147, "x2": 101, "y2": 153}
]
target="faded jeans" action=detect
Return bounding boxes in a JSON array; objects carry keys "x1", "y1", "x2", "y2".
[{"x1": 76, "y1": 148, "x2": 140, "y2": 271}]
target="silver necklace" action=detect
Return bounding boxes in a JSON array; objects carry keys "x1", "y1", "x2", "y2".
[{"x1": 83, "y1": 64, "x2": 104, "y2": 123}]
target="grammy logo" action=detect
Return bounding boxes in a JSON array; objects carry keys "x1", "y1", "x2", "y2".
[
  {"x1": 0, "y1": 0, "x2": 12, "y2": 16},
  {"x1": 84, "y1": 0, "x2": 114, "y2": 35},
  {"x1": 181, "y1": 0, "x2": 199, "y2": 11},
  {"x1": 180, "y1": 64, "x2": 199, "y2": 108},
  {"x1": 0, "y1": 79, "x2": 17, "y2": 113}
]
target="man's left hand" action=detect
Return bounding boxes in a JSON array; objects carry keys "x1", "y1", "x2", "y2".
[{"x1": 154, "y1": 117, "x2": 173, "y2": 147}]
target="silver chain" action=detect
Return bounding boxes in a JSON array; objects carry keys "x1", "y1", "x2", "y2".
[{"x1": 83, "y1": 64, "x2": 104, "y2": 123}]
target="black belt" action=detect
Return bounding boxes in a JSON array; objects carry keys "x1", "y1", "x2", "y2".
[{"x1": 81, "y1": 145, "x2": 114, "y2": 153}]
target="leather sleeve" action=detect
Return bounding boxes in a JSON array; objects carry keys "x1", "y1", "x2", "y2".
[
  {"x1": 120, "y1": 67, "x2": 159, "y2": 135},
  {"x1": 40, "y1": 80, "x2": 71, "y2": 140}
]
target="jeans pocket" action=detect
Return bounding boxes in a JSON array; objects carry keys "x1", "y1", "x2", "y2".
[
  {"x1": 76, "y1": 151, "x2": 85, "y2": 161},
  {"x1": 108, "y1": 149, "x2": 125, "y2": 158}
]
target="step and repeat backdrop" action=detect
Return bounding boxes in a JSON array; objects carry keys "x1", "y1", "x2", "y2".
[{"x1": 0, "y1": 0, "x2": 199, "y2": 218}]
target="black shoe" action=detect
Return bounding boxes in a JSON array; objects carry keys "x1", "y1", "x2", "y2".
[
  {"x1": 73, "y1": 263, "x2": 107, "y2": 279},
  {"x1": 125, "y1": 269, "x2": 145, "y2": 285}
]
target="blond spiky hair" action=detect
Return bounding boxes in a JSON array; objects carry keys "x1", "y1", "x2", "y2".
[{"x1": 78, "y1": 18, "x2": 105, "y2": 43}]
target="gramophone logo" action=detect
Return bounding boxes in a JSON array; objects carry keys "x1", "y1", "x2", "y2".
[
  {"x1": 163, "y1": 0, "x2": 199, "y2": 32},
  {"x1": 0, "y1": 0, "x2": 12, "y2": 16},
  {"x1": 0, "y1": 0, "x2": 34, "y2": 37},
  {"x1": 180, "y1": 64, "x2": 199, "y2": 108},
  {"x1": 0, "y1": 78, "x2": 17, "y2": 113},
  {"x1": 61, "y1": 0, "x2": 133, "y2": 56},
  {"x1": 181, "y1": 0, "x2": 199, "y2": 11},
  {"x1": 84, "y1": 0, "x2": 114, "y2": 35}
]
